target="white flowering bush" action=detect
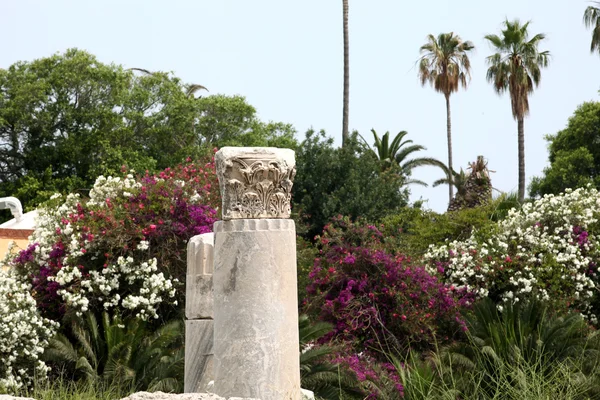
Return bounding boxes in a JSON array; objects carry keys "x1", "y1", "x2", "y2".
[
  {"x1": 8, "y1": 159, "x2": 218, "y2": 322},
  {"x1": 0, "y1": 271, "x2": 58, "y2": 391},
  {"x1": 424, "y1": 186, "x2": 600, "y2": 321}
]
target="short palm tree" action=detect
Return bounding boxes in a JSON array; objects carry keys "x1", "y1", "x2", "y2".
[
  {"x1": 445, "y1": 298, "x2": 600, "y2": 397},
  {"x1": 584, "y1": 2, "x2": 600, "y2": 55},
  {"x1": 299, "y1": 315, "x2": 363, "y2": 399},
  {"x1": 366, "y1": 129, "x2": 446, "y2": 186},
  {"x1": 418, "y1": 32, "x2": 475, "y2": 203},
  {"x1": 45, "y1": 312, "x2": 184, "y2": 392},
  {"x1": 485, "y1": 20, "x2": 550, "y2": 203},
  {"x1": 433, "y1": 165, "x2": 468, "y2": 198}
]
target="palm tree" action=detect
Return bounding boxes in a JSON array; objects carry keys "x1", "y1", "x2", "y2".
[
  {"x1": 584, "y1": 2, "x2": 600, "y2": 55},
  {"x1": 433, "y1": 167, "x2": 468, "y2": 198},
  {"x1": 45, "y1": 312, "x2": 184, "y2": 392},
  {"x1": 418, "y1": 32, "x2": 475, "y2": 203},
  {"x1": 299, "y1": 315, "x2": 363, "y2": 399},
  {"x1": 485, "y1": 20, "x2": 549, "y2": 203},
  {"x1": 365, "y1": 129, "x2": 446, "y2": 186},
  {"x1": 342, "y1": 0, "x2": 350, "y2": 146}
]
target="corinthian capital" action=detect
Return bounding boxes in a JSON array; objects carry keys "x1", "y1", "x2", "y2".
[{"x1": 215, "y1": 147, "x2": 296, "y2": 220}]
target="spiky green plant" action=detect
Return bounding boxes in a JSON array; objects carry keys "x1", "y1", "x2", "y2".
[
  {"x1": 364, "y1": 129, "x2": 446, "y2": 186},
  {"x1": 433, "y1": 167, "x2": 468, "y2": 197},
  {"x1": 299, "y1": 314, "x2": 363, "y2": 400},
  {"x1": 45, "y1": 312, "x2": 184, "y2": 392},
  {"x1": 445, "y1": 298, "x2": 600, "y2": 398}
]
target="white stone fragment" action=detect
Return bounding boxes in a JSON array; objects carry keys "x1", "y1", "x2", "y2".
[
  {"x1": 186, "y1": 233, "x2": 214, "y2": 319},
  {"x1": 215, "y1": 147, "x2": 296, "y2": 220}
]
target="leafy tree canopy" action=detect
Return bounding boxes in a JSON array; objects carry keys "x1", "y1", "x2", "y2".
[
  {"x1": 0, "y1": 49, "x2": 297, "y2": 214},
  {"x1": 530, "y1": 102, "x2": 600, "y2": 197},
  {"x1": 292, "y1": 130, "x2": 409, "y2": 240}
]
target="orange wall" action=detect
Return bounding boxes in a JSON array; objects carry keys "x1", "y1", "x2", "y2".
[{"x1": 0, "y1": 229, "x2": 33, "y2": 270}]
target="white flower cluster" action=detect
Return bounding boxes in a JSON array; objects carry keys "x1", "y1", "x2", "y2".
[
  {"x1": 0, "y1": 271, "x2": 58, "y2": 391},
  {"x1": 424, "y1": 187, "x2": 600, "y2": 320},
  {"x1": 12, "y1": 174, "x2": 176, "y2": 321},
  {"x1": 87, "y1": 174, "x2": 141, "y2": 207}
]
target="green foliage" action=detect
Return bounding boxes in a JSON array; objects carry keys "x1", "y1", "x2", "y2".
[
  {"x1": 381, "y1": 204, "x2": 496, "y2": 257},
  {"x1": 0, "y1": 49, "x2": 296, "y2": 215},
  {"x1": 10, "y1": 378, "x2": 134, "y2": 400},
  {"x1": 364, "y1": 129, "x2": 446, "y2": 186},
  {"x1": 445, "y1": 298, "x2": 600, "y2": 398},
  {"x1": 195, "y1": 94, "x2": 298, "y2": 149},
  {"x1": 298, "y1": 315, "x2": 363, "y2": 400},
  {"x1": 293, "y1": 130, "x2": 409, "y2": 240},
  {"x1": 297, "y1": 236, "x2": 318, "y2": 304},
  {"x1": 45, "y1": 312, "x2": 184, "y2": 393},
  {"x1": 530, "y1": 102, "x2": 600, "y2": 197}
]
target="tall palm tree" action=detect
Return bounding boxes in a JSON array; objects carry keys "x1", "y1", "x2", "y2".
[
  {"x1": 584, "y1": 2, "x2": 600, "y2": 55},
  {"x1": 365, "y1": 129, "x2": 446, "y2": 186},
  {"x1": 342, "y1": 0, "x2": 350, "y2": 146},
  {"x1": 485, "y1": 20, "x2": 549, "y2": 202},
  {"x1": 418, "y1": 32, "x2": 475, "y2": 203}
]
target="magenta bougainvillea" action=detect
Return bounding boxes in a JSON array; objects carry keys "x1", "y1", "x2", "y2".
[
  {"x1": 9, "y1": 157, "x2": 219, "y2": 321},
  {"x1": 304, "y1": 216, "x2": 476, "y2": 355}
]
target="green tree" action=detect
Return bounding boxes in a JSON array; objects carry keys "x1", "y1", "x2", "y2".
[
  {"x1": 530, "y1": 102, "x2": 600, "y2": 197},
  {"x1": 366, "y1": 129, "x2": 446, "y2": 185},
  {"x1": 418, "y1": 32, "x2": 475, "y2": 202},
  {"x1": 584, "y1": 2, "x2": 600, "y2": 55},
  {"x1": 194, "y1": 94, "x2": 298, "y2": 149},
  {"x1": 0, "y1": 49, "x2": 296, "y2": 214},
  {"x1": 293, "y1": 130, "x2": 408, "y2": 240},
  {"x1": 342, "y1": 0, "x2": 350, "y2": 145},
  {"x1": 485, "y1": 20, "x2": 550, "y2": 202},
  {"x1": 0, "y1": 49, "x2": 198, "y2": 209}
]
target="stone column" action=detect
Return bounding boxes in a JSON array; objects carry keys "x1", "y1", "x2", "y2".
[
  {"x1": 213, "y1": 147, "x2": 300, "y2": 400},
  {"x1": 184, "y1": 233, "x2": 215, "y2": 393}
]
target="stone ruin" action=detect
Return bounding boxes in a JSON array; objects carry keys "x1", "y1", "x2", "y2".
[{"x1": 185, "y1": 147, "x2": 308, "y2": 400}]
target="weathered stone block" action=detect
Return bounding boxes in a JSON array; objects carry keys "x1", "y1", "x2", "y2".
[
  {"x1": 215, "y1": 147, "x2": 295, "y2": 220},
  {"x1": 120, "y1": 392, "x2": 258, "y2": 400},
  {"x1": 213, "y1": 219, "x2": 300, "y2": 400},
  {"x1": 184, "y1": 319, "x2": 214, "y2": 393},
  {"x1": 186, "y1": 233, "x2": 214, "y2": 319}
]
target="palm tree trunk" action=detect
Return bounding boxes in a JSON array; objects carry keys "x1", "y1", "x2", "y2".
[
  {"x1": 342, "y1": 0, "x2": 349, "y2": 146},
  {"x1": 445, "y1": 93, "x2": 454, "y2": 202},
  {"x1": 518, "y1": 117, "x2": 525, "y2": 202}
]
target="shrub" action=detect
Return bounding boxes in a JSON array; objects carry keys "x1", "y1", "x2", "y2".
[
  {"x1": 304, "y1": 217, "x2": 476, "y2": 355},
  {"x1": 0, "y1": 271, "x2": 58, "y2": 392},
  {"x1": 45, "y1": 312, "x2": 184, "y2": 392},
  {"x1": 381, "y1": 204, "x2": 495, "y2": 257},
  {"x1": 424, "y1": 186, "x2": 600, "y2": 321},
  {"x1": 9, "y1": 158, "x2": 219, "y2": 322},
  {"x1": 293, "y1": 130, "x2": 409, "y2": 240},
  {"x1": 445, "y1": 298, "x2": 600, "y2": 399}
]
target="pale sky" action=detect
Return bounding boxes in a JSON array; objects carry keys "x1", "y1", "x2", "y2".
[{"x1": 1, "y1": 1, "x2": 598, "y2": 212}]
